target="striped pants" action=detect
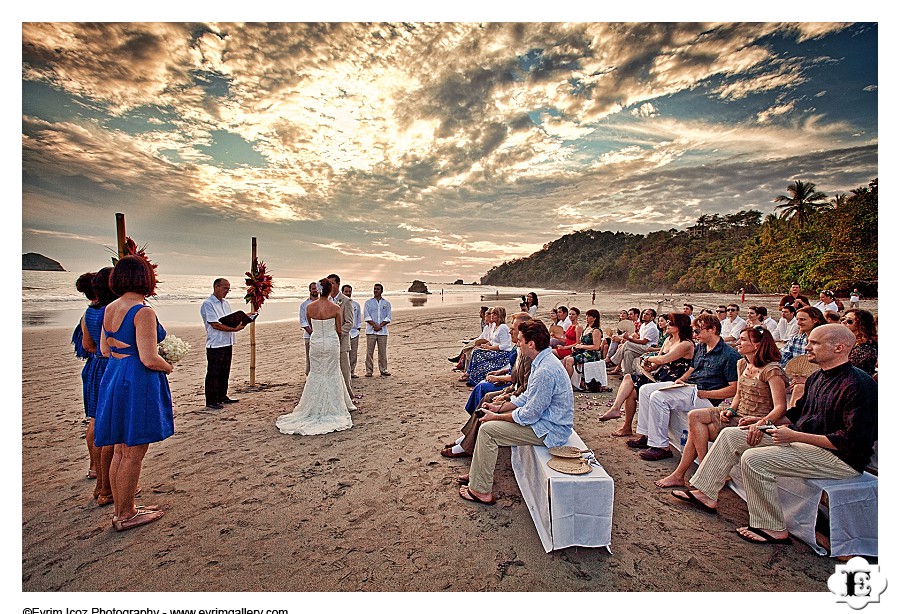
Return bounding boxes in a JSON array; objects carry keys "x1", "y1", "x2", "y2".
[{"x1": 689, "y1": 427, "x2": 859, "y2": 531}]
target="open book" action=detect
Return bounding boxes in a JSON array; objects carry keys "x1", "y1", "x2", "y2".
[
  {"x1": 657, "y1": 381, "x2": 693, "y2": 391},
  {"x1": 218, "y1": 310, "x2": 258, "y2": 327}
]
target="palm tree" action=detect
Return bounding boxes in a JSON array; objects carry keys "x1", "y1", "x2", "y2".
[{"x1": 774, "y1": 180, "x2": 828, "y2": 228}]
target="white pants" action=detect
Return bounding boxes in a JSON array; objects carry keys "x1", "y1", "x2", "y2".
[{"x1": 637, "y1": 382, "x2": 712, "y2": 449}]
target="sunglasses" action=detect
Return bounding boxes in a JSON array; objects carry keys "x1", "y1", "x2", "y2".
[
  {"x1": 726, "y1": 308, "x2": 737, "y2": 312},
  {"x1": 716, "y1": 309, "x2": 726, "y2": 313},
  {"x1": 842, "y1": 318, "x2": 856, "y2": 324},
  {"x1": 692, "y1": 328, "x2": 702, "y2": 334}
]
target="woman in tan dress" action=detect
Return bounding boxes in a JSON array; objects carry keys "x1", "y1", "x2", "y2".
[{"x1": 656, "y1": 326, "x2": 788, "y2": 488}]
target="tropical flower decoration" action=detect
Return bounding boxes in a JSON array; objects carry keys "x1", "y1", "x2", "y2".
[
  {"x1": 158, "y1": 335, "x2": 190, "y2": 365},
  {"x1": 109, "y1": 236, "x2": 160, "y2": 296},
  {"x1": 245, "y1": 258, "x2": 274, "y2": 310}
]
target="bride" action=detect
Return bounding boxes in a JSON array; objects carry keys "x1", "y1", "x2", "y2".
[{"x1": 276, "y1": 277, "x2": 355, "y2": 435}]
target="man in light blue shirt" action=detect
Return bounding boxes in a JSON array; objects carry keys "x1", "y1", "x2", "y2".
[
  {"x1": 459, "y1": 319, "x2": 574, "y2": 505},
  {"x1": 364, "y1": 283, "x2": 392, "y2": 376}
]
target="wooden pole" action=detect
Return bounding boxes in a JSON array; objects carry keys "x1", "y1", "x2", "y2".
[
  {"x1": 249, "y1": 237, "x2": 257, "y2": 386},
  {"x1": 115, "y1": 213, "x2": 127, "y2": 259}
]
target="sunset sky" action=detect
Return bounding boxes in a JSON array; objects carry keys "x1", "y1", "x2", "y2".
[{"x1": 21, "y1": 20, "x2": 878, "y2": 282}]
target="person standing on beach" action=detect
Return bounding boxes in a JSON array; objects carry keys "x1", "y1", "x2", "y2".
[
  {"x1": 364, "y1": 283, "x2": 392, "y2": 377},
  {"x1": 342, "y1": 284, "x2": 363, "y2": 379},
  {"x1": 591, "y1": 289, "x2": 596, "y2": 305},
  {"x1": 299, "y1": 282, "x2": 319, "y2": 375},
  {"x1": 326, "y1": 274, "x2": 355, "y2": 396},
  {"x1": 201, "y1": 278, "x2": 248, "y2": 410},
  {"x1": 779, "y1": 282, "x2": 810, "y2": 310}
]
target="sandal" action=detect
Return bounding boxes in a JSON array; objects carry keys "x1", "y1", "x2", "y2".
[
  {"x1": 87, "y1": 469, "x2": 97, "y2": 480},
  {"x1": 112, "y1": 508, "x2": 165, "y2": 532},
  {"x1": 459, "y1": 485, "x2": 495, "y2": 506},
  {"x1": 97, "y1": 494, "x2": 114, "y2": 507}
]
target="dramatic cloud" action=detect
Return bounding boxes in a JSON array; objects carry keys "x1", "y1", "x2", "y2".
[{"x1": 22, "y1": 22, "x2": 877, "y2": 280}]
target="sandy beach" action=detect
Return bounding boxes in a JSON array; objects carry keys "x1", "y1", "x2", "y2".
[{"x1": 21, "y1": 291, "x2": 877, "y2": 596}]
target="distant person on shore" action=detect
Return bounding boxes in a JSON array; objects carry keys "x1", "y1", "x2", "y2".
[
  {"x1": 299, "y1": 282, "x2": 319, "y2": 375},
  {"x1": 364, "y1": 283, "x2": 392, "y2": 377},
  {"x1": 720, "y1": 303, "x2": 746, "y2": 344},
  {"x1": 342, "y1": 285, "x2": 362, "y2": 379},
  {"x1": 201, "y1": 278, "x2": 250, "y2": 409},
  {"x1": 849, "y1": 288, "x2": 861, "y2": 309},
  {"x1": 591, "y1": 289, "x2": 596, "y2": 305},
  {"x1": 457, "y1": 319, "x2": 573, "y2": 505},
  {"x1": 779, "y1": 282, "x2": 810, "y2": 310}
]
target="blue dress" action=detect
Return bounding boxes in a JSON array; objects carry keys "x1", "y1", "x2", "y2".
[
  {"x1": 81, "y1": 305, "x2": 109, "y2": 419},
  {"x1": 464, "y1": 349, "x2": 517, "y2": 414},
  {"x1": 94, "y1": 304, "x2": 174, "y2": 447}
]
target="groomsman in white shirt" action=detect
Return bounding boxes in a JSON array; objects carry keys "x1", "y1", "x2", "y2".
[
  {"x1": 299, "y1": 282, "x2": 319, "y2": 375},
  {"x1": 364, "y1": 283, "x2": 392, "y2": 377},
  {"x1": 342, "y1": 284, "x2": 363, "y2": 379}
]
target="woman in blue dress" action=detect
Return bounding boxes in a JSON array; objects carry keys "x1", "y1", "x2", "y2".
[
  {"x1": 95, "y1": 256, "x2": 173, "y2": 531},
  {"x1": 81, "y1": 267, "x2": 116, "y2": 502},
  {"x1": 73, "y1": 272, "x2": 97, "y2": 478},
  {"x1": 460, "y1": 306, "x2": 514, "y2": 386}
]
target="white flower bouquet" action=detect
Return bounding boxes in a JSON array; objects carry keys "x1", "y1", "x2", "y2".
[{"x1": 158, "y1": 335, "x2": 191, "y2": 365}]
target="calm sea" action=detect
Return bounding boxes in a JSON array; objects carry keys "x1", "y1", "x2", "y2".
[{"x1": 22, "y1": 271, "x2": 565, "y2": 329}]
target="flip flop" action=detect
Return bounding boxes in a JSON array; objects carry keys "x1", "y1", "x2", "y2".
[
  {"x1": 112, "y1": 508, "x2": 165, "y2": 532},
  {"x1": 87, "y1": 469, "x2": 97, "y2": 479},
  {"x1": 671, "y1": 489, "x2": 718, "y2": 514},
  {"x1": 441, "y1": 447, "x2": 471, "y2": 458},
  {"x1": 456, "y1": 475, "x2": 469, "y2": 485},
  {"x1": 459, "y1": 485, "x2": 495, "y2": 506},
  {"x1": 736, "y1": 526, "x2": 792, "y2": 545}
]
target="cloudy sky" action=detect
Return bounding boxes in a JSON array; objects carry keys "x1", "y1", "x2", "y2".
[{"x1": 21, "y1": 20, "x2": 878, "y2": 282}]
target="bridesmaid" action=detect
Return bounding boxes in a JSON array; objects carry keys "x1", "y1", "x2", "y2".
[
  {"x1": 81, "y1": 267, "x2": 116, "y2": 503},
  {"x1": 95, "y1": 256, "x2": 173, "y2": 531}
]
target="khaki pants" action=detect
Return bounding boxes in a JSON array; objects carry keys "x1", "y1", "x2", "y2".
[
  {"x1": 690, "y1": 426, "x2": 859, "y2": 531},
  {"x1": 366, "y1": 334, "x2": 388, "y2": 375},
  {"x1": 469, "y1": 420, "x2": 545, "y2": 494},
  {"x1": 349, "y1": 335, "x2": 359, "y2": 375}
]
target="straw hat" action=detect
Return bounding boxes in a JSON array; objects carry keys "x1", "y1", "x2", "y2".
[
  {"x1": 785, "y1": 355, "x2": 819, "y2": 378},
  {"x1": 548, "y1": 445, "x2": 586, "y2": 458},
  {"x1": 547, "y1": 456, "x2": 592, "y2": 475}
]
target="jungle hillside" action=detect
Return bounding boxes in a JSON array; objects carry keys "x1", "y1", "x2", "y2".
[{"x1": 480, "y1": 179, "x2": 877, "y2": 296}]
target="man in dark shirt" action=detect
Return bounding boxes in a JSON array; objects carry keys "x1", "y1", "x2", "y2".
[
  {"x1": 672, "y1": 324, "x2": 876, "y2": 544},
  {"x1": 779, "y1": 282, "x2": 811, "y2": 309},
  {"x1": 627, "y1": 313, "x2": 740, "y2": 460}
]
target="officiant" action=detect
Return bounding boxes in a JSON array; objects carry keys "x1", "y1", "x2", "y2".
[{"x1": 201, "y1": 278, "x2": 253, "y2": 410}]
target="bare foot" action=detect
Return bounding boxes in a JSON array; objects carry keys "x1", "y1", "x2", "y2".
[
  {"x1": 456, "y1": 474, "x2": 470, "y2": 485},
  {"x1": 654, "y1": 474, "x2": 686, "y2": 488},
  {"x1": 610, "y1": 427, "x2": 634, "y2": 437},
  {"x1": 599, "y1": 411, "x2": 621, "y2": 422}
]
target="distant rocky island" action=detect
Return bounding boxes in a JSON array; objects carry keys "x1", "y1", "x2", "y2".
[
  {"x1": 407, "y1": 280, "x2": 430, "y2": 294},
  {"x1": 23, "y1": 253, "x2": 65, "y2": 271}
]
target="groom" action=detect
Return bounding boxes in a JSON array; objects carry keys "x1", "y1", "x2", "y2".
[{"x1": 327, "y1": 273, "x2": 354, "y2": 397}]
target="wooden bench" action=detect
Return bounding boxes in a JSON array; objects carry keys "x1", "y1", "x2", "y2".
[
  {"x1": 668, "y1": 411, "x2": 878, "y2": 557},
  {"x1": 510, "y1": 430, "x2": 614, "y2": 552}
]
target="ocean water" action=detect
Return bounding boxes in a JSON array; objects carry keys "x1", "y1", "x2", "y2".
[{"x1": 22, "y1": 271, "x2": 565, "y2": 329}]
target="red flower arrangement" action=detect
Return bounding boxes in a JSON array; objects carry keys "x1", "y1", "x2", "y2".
[
  {"x1": 245, "y1": 258, "x2": 274, "y2": 310},
  {"x1": 110, "y1": 236, "x2": 160, "y2": 296}
]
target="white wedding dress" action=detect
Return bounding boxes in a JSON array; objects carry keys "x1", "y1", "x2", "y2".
[{"x1": 276, "y1": 319, "x2": 354, "y2": 435}]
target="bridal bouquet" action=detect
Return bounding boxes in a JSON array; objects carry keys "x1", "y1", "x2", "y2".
[{"x1": 158, "y1": 335, "x2": 191, "y2": 365}]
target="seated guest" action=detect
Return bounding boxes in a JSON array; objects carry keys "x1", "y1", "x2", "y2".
[
  {"x1": 779, "y1": 282, "x2": 810, "y2": 309},
  {"x1": 449, "y1": 305, "x2": 491, "y2": 367},
  {"x1": 779, "y1": 306, "x2": 826, "y2": 366},
  {"x1": 657, "y1": 314, "x2": 671, "y2": 347},
  {"x1": 683, "y1": 304, "x2": 695, "y2": 322},
  {"x1": 720, "y1": 304, "x2": 746, "y2": 343},
  {"x1": 524, "y1": 292, "x2": 539, "y2": 317},
  {"x1": 843, "y1": 309, "x2": 877, "y2": 376},
  {"x1": 553, "y1": 307, "x2": 581, "y2": 359},
  {"x1": 757, "y1": 306, "x2": 778, "y2": 336},
  {"x1": 602, "y1": 309, "x2": 636, "y2": 359},
  {"x1": 443, "y1": 316, "x2": 534, "y2": 458},
  {"x1": 561, "y1": 309, "x2": 603, "y2": 378},
  {"x1": 626, "y1": 313, "x2": 740, "y2": 461},
  {"x1": 655, "y1": 326, "x2": 787, "y2": 487},
  {"x1": 824, "y1": 311, "x2": 841, "y2": 323},
  {"x1": 460, "y1": 306, "x2": 513, "y2": 386},
  {"x1": 600, "y1": 313, "x2": 694, "y2": 437},
  {"x1": 607, "y1": 308, "x2": 659, "y2": 376},
  {"x1": 461, "y1": 313, "x2": 531, "y2": 416},
  {"x1": 774, "y1": 304, "x2": 799, "y2": 342},
  {"x1": 457, "y1": 319, "x2": 574, "y2": 505},
  {"x1": 671, "y1": 325, "x2": 876, "y2": 545},
  {"x1": 813, "y1": 290, "x2": 840, "y2": 314}
]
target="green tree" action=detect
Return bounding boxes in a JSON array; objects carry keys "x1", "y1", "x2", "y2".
[{"x1": 774, "y1": 180, "x2": 828, "y2": 228}]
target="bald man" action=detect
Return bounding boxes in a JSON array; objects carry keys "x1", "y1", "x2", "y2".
[{"x1": 670, "y1": 324, "x2": 877, "y2": 545}]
